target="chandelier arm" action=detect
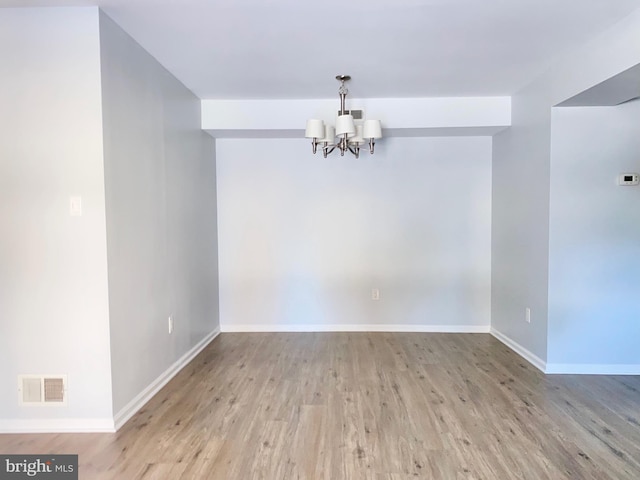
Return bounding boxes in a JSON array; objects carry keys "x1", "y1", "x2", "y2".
[
  {"x1": 324, "y1": 145, "x2": 337, "y2": 156},
  {"x1": 339, "y1": 136, "x2": 349, "y2": 156}
]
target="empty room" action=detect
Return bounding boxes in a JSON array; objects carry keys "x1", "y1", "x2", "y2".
[{"x1": 1, "y1": 1, "x2": 640, "y2": 479}]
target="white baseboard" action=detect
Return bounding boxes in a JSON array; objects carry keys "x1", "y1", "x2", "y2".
[
  {"x1": 113, "y1": 327, "x2": 220, "y2": 431},
  {"x1": 221, "y1": 324, "x2": 490, "y2": 333},
  {"x1": 0, "y1": 418, "x2": 115, "y2": 434},
  {"x1": 545, "y1": 363, "x2": 640, "y2": 375},
  {"x1": 0, "y1": 328, "x2": 221, "y2": 434},
  {"x1": 488, "y1": 328, "x2": 640, "y2": 375},
  {"x1": 490, "y1": 327, "x2": 547, "y2": 373}
]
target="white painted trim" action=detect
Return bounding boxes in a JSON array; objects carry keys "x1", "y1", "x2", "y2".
[
  {"x1": 221, "y1": 324, "x2": 490, "y2": 333},
  {"x1": 113, "y1": 327, "x2": 220, "y2": 431},
  {"x1": 490, "y1": 327, "x2": 547, "y2": 373},
  {"x1": 545, "y1": 363, "x2": 640, "y2": 375},
  {"x1": 0, "y1": 328, "x2": 221, "y2": 434},
  {"x1": 202, "y1": 97, "x2": 511, "y2": 132},
  {"x1": 0, "y1": 418, "x2": 115, "y2": 434}
]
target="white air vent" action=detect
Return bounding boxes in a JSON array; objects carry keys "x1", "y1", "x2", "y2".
[
  {"x1": 21, "y1": 377, "x2": 41, "y2": 403},
  {"x1": 18, "y1": 375, "x2": 67, "y2": 406}
]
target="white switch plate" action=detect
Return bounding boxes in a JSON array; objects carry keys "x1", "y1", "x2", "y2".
[
  {"x1": 525, "y1": 307, "x2": 531, "y2": 323},
  {"x1": 69, "y1": 196, "x2": 82, "y2": 216},
  {"x1": 371, "y1": 288, "x2": 380, "y2": 300},
  {"x1": 168, "y1": 316, "x2": 173, "y2": 334}
]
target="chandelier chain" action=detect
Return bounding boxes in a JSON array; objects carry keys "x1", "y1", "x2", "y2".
[{"x1": 338, "y1": 80, "x2": 349, "y2": 96}]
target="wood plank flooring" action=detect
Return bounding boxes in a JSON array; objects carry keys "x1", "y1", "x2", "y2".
[{"x1": 2, "y1": 333, "x2": 640, "y2": 479}]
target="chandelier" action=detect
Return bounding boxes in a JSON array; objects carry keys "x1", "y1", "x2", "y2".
[{"x1": 305, "y1": 75, "x2": 382, "y2": 158}]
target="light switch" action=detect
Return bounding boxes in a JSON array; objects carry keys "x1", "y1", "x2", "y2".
[{"x1": 69, "y1": 196, "x2": 82, "y2": 216}]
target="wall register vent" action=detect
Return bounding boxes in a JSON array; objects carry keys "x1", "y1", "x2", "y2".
[
  {"x1": 18, "y1": 375, "x2": 67, "y2": 406},
  {"x1": 338, "y1": 109, "x2": 363, "y2": 120}
]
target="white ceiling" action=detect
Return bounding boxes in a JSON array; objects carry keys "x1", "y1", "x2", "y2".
[{"x1": 2, "y1": 0, "x2": 640, "y2": 99}]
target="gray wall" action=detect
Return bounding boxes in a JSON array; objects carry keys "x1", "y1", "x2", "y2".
[
  {"x1": 548, "y1": 101, "x2": 640, "y2": 367},
  {"x1": 0, "y1": 7, "x2": 113, "y2": 426},
  {"x1": 491, "y1": 87, "x2": 551, "y2": 362},
  {"x1": 99, "y1": 12, "x2": 219, "y2": 415},
  {"x1": 216, "y1": 137, "x2": 492, "y2": 331},
  {"x1": 491, "y1": 8, "x2": 640, "y2": 368}
]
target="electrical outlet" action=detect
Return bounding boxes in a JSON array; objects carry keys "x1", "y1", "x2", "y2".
[
  {"x1": 525, "y1": 307, "x2": 531, "y2": 323},
  {"x1": 168, "y1": 316, "x2": 174, "y2": 334},
  {"x1": 371, "y1": 288, "x2": 380, "y2": 300},
  {"x1": 69, "y1": 196, "x2": 82, "y2": 216}
]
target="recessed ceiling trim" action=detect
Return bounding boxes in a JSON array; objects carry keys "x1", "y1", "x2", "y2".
[{"x1": 556, "y1": 63, "x2": 640, "y2": 107}]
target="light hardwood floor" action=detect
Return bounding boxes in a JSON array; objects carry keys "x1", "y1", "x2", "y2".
[{"x1": 2, "y1": 333, "x2": 640, "y2": 479}]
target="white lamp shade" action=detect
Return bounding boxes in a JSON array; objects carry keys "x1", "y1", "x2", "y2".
[
  {"x1": 348, "y1": 124, "x2": 364, "y2": 145},
  {"x1": 363, "y1": 119, "x2": 382, "y2": 139},
  {"x1": 305, "y1": 119, "x2": 324, "y2": 138},
  {"x1": 335, "y1": 114, "x2": 355, "y2": 136},
  {"x1": 320, "y1": 125, "x2": 335, "y2": 143}
]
